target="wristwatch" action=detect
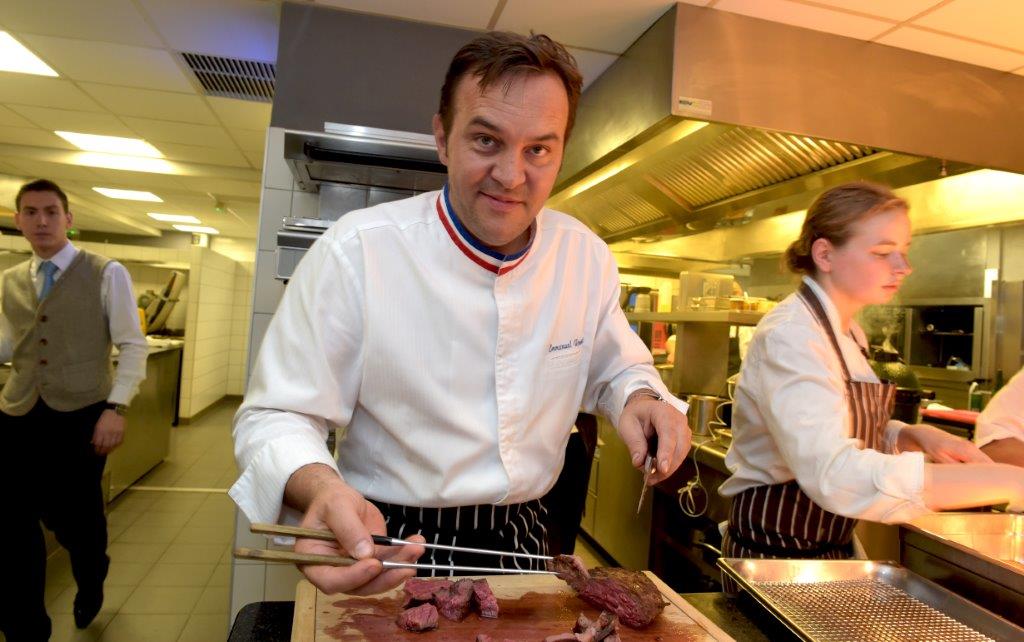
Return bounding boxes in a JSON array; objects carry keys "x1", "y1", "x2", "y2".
[{"x1": 104, "y1": 402, "x2": 129, "y2": 416}]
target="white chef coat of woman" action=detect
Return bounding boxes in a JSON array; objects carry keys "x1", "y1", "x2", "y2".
[
  {"x1": 976, "y1": 368, "x2": 1024, "y2": 467},
  {"x1": 719, "y1": 182, "x2": 1024, "y2": 581}
]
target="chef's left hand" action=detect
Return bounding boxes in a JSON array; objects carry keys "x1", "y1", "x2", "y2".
[
  {"x1": 619, "y1": 390, "x2": 691, "y2": 484},
  {"x1": 93, "y1": 409, "x2": 126, "y2": 455},
  {"x1": 900, "y1": 424, "x2": 991, "y2": 464}
]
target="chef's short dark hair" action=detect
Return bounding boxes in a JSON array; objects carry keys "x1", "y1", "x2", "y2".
[
  {"x1": 16, "y1": 178, "x2": 69, "y2": 213},
  {"x1": 786, "y1": 181, "x2": 909, "y2": 275},
  {"x1": 438, "y1": 31, "x2": 583, "y2": 141}
]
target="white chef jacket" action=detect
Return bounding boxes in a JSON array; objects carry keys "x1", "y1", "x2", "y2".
[
  {"x1": 0, "y1": 242, "x2": 148, "y2": 405},
  {"x1": 231, "y1": 188, "x2": 685, "y2": 525},
  {"x1": 975, "y1": 368, "x2": 1024, "y2": 448},
  {"x1": 719, "y1": 276, "x2": 929, "y2": 524}
]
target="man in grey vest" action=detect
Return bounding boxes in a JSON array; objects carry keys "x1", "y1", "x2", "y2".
[{"x1": 0, "y1": 179, "x2": 148, "y2": 641}]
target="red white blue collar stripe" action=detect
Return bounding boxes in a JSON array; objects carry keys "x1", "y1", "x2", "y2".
[{"x1": 436, "y1": 184, "x2": 533, "y2": 275}]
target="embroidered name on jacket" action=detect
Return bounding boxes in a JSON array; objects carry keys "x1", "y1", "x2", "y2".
[{"x1": 549, "y1": 337, "x2": 585, "y2": 353}]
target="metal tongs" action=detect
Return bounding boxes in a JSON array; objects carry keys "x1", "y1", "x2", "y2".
[
  {"x1": 636, "y1": 434, "x2": 658, "y2": 514},
  {"x1": 234, "y1": 523, "x2": 555, "y2": 575}
]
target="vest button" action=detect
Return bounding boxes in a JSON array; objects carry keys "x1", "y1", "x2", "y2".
[
  {"x1": 39, "y1": 358, "x2": 48, "y2": 366},
  {"x1": 39, "y1": 338, "x2": 48, "y2": 346},
  {"x1": 40, "y1": 315, "x2": 48, "y2": 322}
]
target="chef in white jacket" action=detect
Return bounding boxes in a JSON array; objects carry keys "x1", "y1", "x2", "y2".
[
  {"x1": 976, "y1": 368, "x2": 1024, "y2": 466},
  {"x1": 231, "y1": 31, "x2": 691, "y2": 596},
  {"x1": 719, "y1": 182, "x2": 1024, "y2": 590}
]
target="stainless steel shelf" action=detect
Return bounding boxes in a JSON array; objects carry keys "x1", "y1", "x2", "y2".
[{"x1": 625, "y1": 310, "x2": 764, "y2": 325}]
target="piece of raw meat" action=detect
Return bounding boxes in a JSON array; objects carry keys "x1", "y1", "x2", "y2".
[
  {"x1": 548, "y1": 555, "x2": 667, "y2": 628},
  {"x1": 435, "y1": 577, "x2": 475, "y2": 621},
  {"x1": 472, "y1": 579, "x2": 500, "y2": 618},
  {"x1": 402, "y1": 577, "x2": 453, "y2": 607},
  {"x1": 396, "y1": 603, "x2": 439, "y2": 632},
  {"x1": 546, "y1": 610, "x2": 620, "y2": 642}
]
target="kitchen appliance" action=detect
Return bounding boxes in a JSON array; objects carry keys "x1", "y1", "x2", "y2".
[
  {"x1": 678, "y1": 272, "x2": 733, "y2": 312},
  {"x1": 275, "y1": 123, "x2": 448, "y2": 281}
]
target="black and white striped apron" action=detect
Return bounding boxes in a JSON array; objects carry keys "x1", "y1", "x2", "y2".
[
  {"x1": 370, "y1": 498, "x2": 550, "y2": 576},
  {"x1": 721, "y1": 282, "x2": 896, "y2": 591}
]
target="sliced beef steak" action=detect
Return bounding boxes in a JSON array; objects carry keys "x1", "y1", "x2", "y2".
[
  {"x1": 402, "y1": 577, "x2": 453, "y2": 607},
  {"x1": 548, "y1": 555, "x2": 667, "y2": 628},
  {"x1": 435, "y1": 577, "x2": 475, "y2": 621},
  {"x1": 396, "y1": 603, "x2": 439, "y2": 632},
  {"x1": 471, "y1": 579, "x2": 500, "y2": 618}
]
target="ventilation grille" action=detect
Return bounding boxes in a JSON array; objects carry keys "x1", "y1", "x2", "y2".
[{"x1": 181, "y1": 52, "x2": 275, "y2": 102}]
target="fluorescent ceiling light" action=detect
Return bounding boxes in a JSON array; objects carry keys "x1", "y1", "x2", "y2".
[
  {"x1": 173, "y1": 224, "x2": 219, "y2": 235},
  {"x1": 148, "y1": 213, "x2": 200, "y2": 224},
  {"x1": 72, "y1": 152, "x2": 177, "y2": 174},
  {"x1": 55, "y1": 131, "x2": 163, "y2": 158},
  {"x1": 93, "y1": 187, "x2": 163, "y2": 202},
  {"x1": 0, "y1": 32, "x2": 58, "y2": 77}
]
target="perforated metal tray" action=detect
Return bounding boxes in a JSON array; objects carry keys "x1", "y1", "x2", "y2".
[{"x1": 718, "y1": 558, "x2": 1024, "y2": 642}]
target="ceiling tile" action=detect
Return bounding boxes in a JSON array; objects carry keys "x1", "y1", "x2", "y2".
[
  {"x1": 242, "y1": 150, "x2": 264, "y2": 168},
  {"x1": 0, "y1": 74, "x2": 105, "y2": 111},
  {"x1": 566, "y1": 48, "x2": 619, "y2": 90},
  {"x1": 878, "y1": 26, "x2": 1024, "y2": 71},
  {"x1": 0, "y1": 126, "x2": 77, "y2": 150},
  {"x1": 78, "y1": 83, "x2": 219, "y2": 125},
  {"x1": 0, "y1": 0, "x2": 163, "y2": 47},
  {"x1": 495, "y1": 0, "x2": 675, "y2": 53},
  {"x1": 120, "y1": 117, "x2": 238, "y2": 149},
  {"x1": 20, "y1": 35, "x2": 195, "y2": 92},
  {"x1": 807, "y1": 0, "x2": 938, "y2": 22},
  {"x1": 85, "y1": 167, "x2": 189, "y2": 191},
  {"x1": 227, "y1": 129, "x2": 266, "y2": 153},
  {"x1": 7, "y1": 105, "x2": 135, "y2": 137},
  {"x1": 206, "y1": 97, "x2": 272, "y2": 131},
  {"x1": 0, "y1": 158, "x2": 100, "y2": 182},
  {"x1": 714, "y1": 0, "x2": 893, "y2": 41},
  {"x1": 156, "y1": 142, "x2": 250, "y2": 168},
  {"x1": 914, "y1": 0, "x2": 1024, "y2": 52},
  {"x1": 0, "y1": 106, "x2": 36, "y2": 128},
  {"x1": 137, "y1": 0, "x2": 280, "y2": 61},
  {"x1": 315, "y1": 0, "x2": 498, "y2": 30},
  {"x1": 176, "y1": 176, "x2": 261, "y2": 199}
]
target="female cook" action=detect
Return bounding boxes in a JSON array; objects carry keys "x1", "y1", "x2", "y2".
[{"x1": 719, "y1": 182, "x2": 1024, "y2": 573}]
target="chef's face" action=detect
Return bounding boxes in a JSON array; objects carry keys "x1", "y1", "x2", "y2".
[
  {"x1": 15, "y1": 190, "x2": 72, "y2": 258},
  {"x1": 816, "y1": 207, "x2": 913, "y2": 306},
  {"x1": 432, "y1": 70, "x2": 569, "y2": 255}
]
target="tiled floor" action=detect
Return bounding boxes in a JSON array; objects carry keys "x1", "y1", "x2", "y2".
[{"x1": 15, "y1": 399, "x2": 241, "y2": 642}]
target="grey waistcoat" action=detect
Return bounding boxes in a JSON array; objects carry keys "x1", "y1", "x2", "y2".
[{"x1": 0, "y1": 249, "x2": 114, "y2": 415}]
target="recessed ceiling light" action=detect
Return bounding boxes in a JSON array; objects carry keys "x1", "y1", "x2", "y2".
[
  {"x1": 174, "y1": 224, "x2": 219, "y2": 235},
  {"x1": 72, "y1": 152, "x2": 177, "y2": 174},
  {"x1": 0, "y1": 32, "x2": 58, "y2": 77},
  {"x1": 93, "y1": 187, "x2": 163, "y2": 202},
  {"x1": 55, "y1": 131, "x2": 163, "y2": 158},
  {"x1": 148, "y1": 213, "x2": 201, "y2": 224}
]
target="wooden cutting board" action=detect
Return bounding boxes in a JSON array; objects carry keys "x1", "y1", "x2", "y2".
[{"x1": 291, "y1": 572, "x2": 734, "y2": 641}]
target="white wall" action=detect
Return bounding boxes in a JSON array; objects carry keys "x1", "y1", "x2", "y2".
[
  {"x1": 228, "y1": 262, "x2": 254, "y2": 395},
  {"x1": 180, "y1": 247, "x2": 236, "y2": 419}
]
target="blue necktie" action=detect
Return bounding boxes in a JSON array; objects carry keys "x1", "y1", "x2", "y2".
[{"x1": 39, "y1": 261, "x2": 58, "y2": 300}]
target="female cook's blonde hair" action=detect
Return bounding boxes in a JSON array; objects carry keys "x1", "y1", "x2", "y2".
[{"x1": 785, "y1": 181, "x2": 908, "y2": 275}]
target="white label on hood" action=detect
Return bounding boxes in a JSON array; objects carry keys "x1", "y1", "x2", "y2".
[{"x1": 677, "y1": 96, "x2": 713, "y2": 118}]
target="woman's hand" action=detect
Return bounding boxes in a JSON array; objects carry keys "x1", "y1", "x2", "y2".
[{"x1": 900, "y1": 424, "x2": 992, "y2": 464}]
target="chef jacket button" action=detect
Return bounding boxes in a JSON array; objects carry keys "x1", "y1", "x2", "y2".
[
  {"x1": 39, "y1": 338, "x2": 48, "y2": 346},
  {"x1": 40, "y1": 315, "x2": 48, "y2": 322},
  {"x1": 39, "y1": 358, "x2": 48, "y2": 366}
]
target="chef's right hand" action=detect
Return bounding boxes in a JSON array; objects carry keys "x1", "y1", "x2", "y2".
[{"x1": 285, "y1": 463, "x2": 425, "y2": 595}]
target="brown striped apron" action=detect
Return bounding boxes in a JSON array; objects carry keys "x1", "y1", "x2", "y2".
[{"x1": 721, "y1": 282, "x2": 896, "y2": 592}]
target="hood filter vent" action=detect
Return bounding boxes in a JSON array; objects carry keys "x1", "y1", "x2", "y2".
[{"x1": 181, "y1": 52, "x2": 275, "y2": 102}]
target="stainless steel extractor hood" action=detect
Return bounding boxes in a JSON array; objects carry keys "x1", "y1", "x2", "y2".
[
  {"x1": 285, "y1": 123, "x2": 447, "y2": 193},
  {"x1": 276, "y1": 123, "x2": 449, "y2": 280},
  {"x1": 552, "y1": 3, "x2": 1024, "y2": 245}
]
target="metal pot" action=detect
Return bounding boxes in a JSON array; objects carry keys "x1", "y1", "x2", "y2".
[{"x1": 686, "y1": 394, "x2": 728, "y2": 436}]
